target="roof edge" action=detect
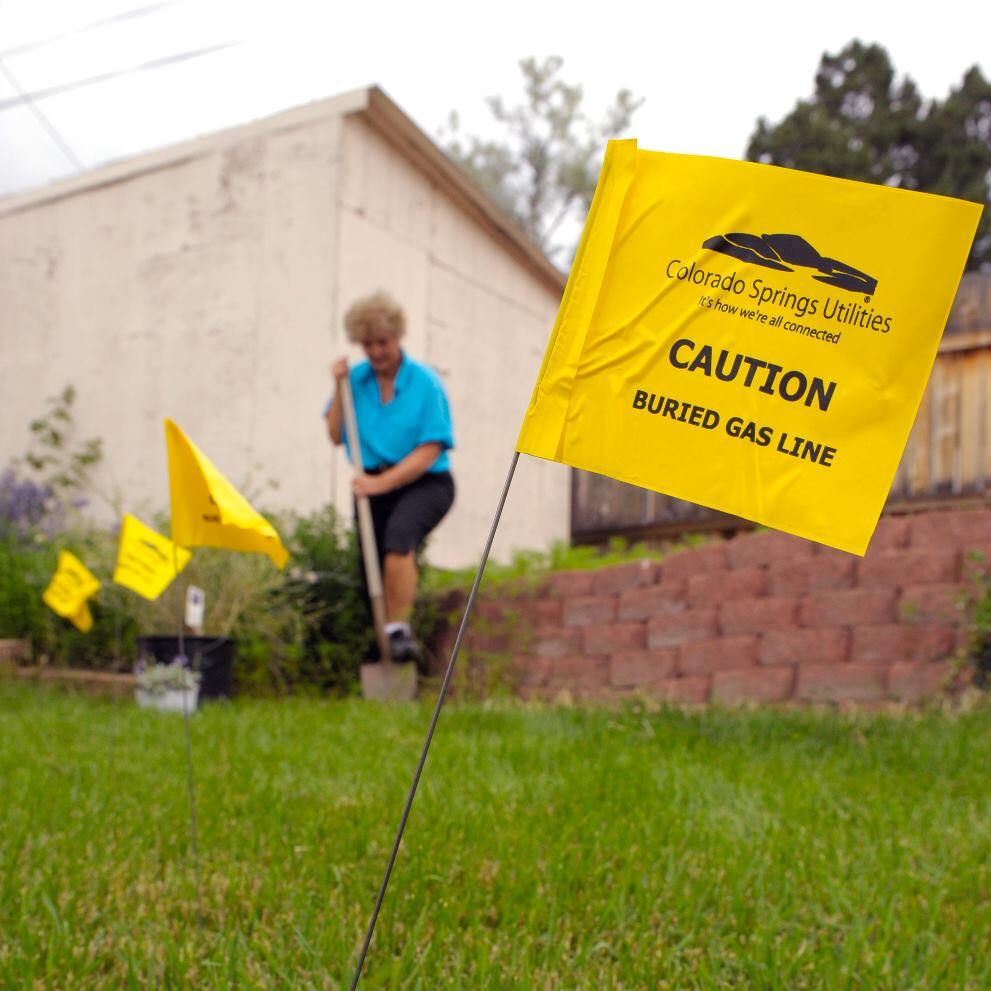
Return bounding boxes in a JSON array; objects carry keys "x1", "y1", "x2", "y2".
[
  {"x1": 356, "y1": 86, "x2": 566, "y2": 296},
  {"x1": 0, "y1": 87, "x2": 372, "y2": 218},
  {"x1": 0, "y1": 83, "x2": 567, "y2": 296}
]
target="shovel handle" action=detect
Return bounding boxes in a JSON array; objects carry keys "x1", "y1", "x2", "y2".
[{"x1": 340, "y1": 375, "x2": 392, "y2": 663}]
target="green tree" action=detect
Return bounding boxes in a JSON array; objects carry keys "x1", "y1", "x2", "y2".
[
  {"x1": 915, "y1": 65, "x2": 991, "y2": 267},
  {"x1": 747, "y1": 41, "x2": 991, "y2": 269},
  {"x1": 443, "y1": 56, "x2": 641, "y2": 262},
  {"x1": 17, "y1": 385, "x2": 103, "y2": 498}
]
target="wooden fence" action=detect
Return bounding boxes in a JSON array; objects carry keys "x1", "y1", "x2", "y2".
[{"x1": 573, "y1": 273, "x2": 991, "y2": 544}]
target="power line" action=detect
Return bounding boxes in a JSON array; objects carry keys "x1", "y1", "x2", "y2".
[
  {"x1": 0, "y1": 57, "x2": 83, "y2": 171},
  {"x1": 0, "y1": 1, "x2": 183, "y2": 59},
  {"x1": 0, "y1": 41, "x2": 239, "y2": 113}
]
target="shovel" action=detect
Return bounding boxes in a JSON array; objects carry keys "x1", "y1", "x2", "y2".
[{"x1": 339, "y1": 374, "x2": 417, "y2": 701}]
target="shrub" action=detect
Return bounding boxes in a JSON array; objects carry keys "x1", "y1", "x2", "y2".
[
  {"x1": 0, "y1": 501, "x2": 373, "y2": 694},
  {"x1": 0, "y1": 537, "x2": 55, "y2": 647},
  {"x1": 281, "y1": 506, "x2": 372, "y2": 692},
  {"x1": 107, "y1": 506, "x2": 372, "y2": 694},
  {"x1": 962, "y1": 550, "x2": 991, "y2": 689}
]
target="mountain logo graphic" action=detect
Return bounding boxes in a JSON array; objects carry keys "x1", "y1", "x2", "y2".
[{"x1": 702, "y1": 232, "x2": 877, "y2": 296}]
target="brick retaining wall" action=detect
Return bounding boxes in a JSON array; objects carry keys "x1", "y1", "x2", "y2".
[{"x1": 430, "y1": 508, "x2": 991, "y2": 705}]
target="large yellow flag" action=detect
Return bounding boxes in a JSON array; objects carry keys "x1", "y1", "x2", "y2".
[
  {"x1": 43, "y1": 550, "x2": 101, "y2": 633},
  {"x1": 113, "y1": 513, "x2": 192, "y2": 600},
  {"x1": 164, "y1": 419, "x2": 289, "y2": 568},
  {"x1": 517, "y1": 141, "x2": 983, "y2": 555}
]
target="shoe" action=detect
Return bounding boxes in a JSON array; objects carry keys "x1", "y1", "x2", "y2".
[{"x1": 388, "y1": 628, "x2": 422, "y2": 663}]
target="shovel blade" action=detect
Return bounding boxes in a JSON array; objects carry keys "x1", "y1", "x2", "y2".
[{"x1": 360, "y1": 659, "x2": 417, "y2": 702}]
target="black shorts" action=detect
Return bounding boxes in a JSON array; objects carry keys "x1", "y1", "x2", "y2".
[{"x1": 358, "y1": 470, "x2": 455, "y2": 560}]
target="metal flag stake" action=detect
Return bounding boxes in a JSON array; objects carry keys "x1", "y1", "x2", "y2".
[{"x1": 347, "y1": 451, "x2": 519, "y2": 989}]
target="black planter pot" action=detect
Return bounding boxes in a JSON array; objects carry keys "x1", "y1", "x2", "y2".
[{"x1": 136, "y1": 635, "x2": 235, "y2": 700}]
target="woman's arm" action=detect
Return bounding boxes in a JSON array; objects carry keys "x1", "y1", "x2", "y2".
[
  {"x1": 325, "y1": 359, "x2": 348, "y2": 445},
  {"x1": 353, "y1": 442, "x2": 443, "y2": 497}
]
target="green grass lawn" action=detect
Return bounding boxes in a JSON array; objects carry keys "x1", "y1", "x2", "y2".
[{"x1": 1, "y1": 681, "x2": 989, "y2": 990}]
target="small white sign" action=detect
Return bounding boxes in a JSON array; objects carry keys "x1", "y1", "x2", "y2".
[{"x1": 185, "y1": 585, "x2": 205, "y2": 631}]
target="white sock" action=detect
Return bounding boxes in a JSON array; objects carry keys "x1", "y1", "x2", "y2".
[{"x1": 385, "y1": 621, "x2": 411, "y2": 636}]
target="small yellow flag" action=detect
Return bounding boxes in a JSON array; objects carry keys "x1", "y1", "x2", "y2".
[
  {"x1": 112, "y1": 513, "x2": 191, "y2": 600},
  {"x1": 517, "y1": 141, "x2": 983, "y2": 555},
  {"x1": 164, "y1": 419, "x2": 289, "y2": 568},
  {"x1": 43, "y1": 550, "x2": 101, "y2": 633},
  {"x1": 69, "y1": 602, "x2": 94, "y2": 633}
]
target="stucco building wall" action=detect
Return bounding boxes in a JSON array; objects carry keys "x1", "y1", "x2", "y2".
[{"x1": 0, "y1": 89, "x2": 569, "y2": 568}]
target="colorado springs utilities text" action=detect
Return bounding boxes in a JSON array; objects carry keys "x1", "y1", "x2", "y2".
[
  {"x1": 632, "y1": 338, "x2": 838, "y2": 467},
  {"x1": 666, "y1": 259, "x2": 892, "y2": 334}
]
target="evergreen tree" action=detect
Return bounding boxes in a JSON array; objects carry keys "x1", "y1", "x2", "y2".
[{"x1": 747, "y1": 41, "x2": 990, "y2": 269}]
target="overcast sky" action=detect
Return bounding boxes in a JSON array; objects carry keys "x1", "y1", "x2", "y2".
[{"x1": 1, "y1": 0, "x2": 989, "y2": 200}]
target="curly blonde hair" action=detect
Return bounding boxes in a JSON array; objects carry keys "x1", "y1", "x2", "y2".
[{"x1": 343, "y1": 291, "x2": 406, "y2": 343}]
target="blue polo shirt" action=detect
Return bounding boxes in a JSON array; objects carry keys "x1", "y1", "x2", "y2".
[{"x1": 325, "y1": 353, "x2": 454, "y2": 473}]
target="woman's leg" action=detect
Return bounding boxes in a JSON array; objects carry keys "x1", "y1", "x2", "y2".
[
  {"x1": 383, "y1": 550, "x2": 417, "y2": 622},
  {"x1": 379, "y1": 473, "x2": 455, "y2": 659}
]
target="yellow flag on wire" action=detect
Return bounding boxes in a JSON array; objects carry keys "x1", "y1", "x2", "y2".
[
  {"x1": 164, "y1": 419, "x2": 289, "y2": 568},
  {"x1": 43, "y1": 550, "x2": 101, "y2": 632},
  {"x1": 68, "y1": 602, "x2": 94, "y2": 633},
  {"x1": 112, "y1": 513, "x2": 191, "y2": 600},
  {"x1": 516, "y1": 141, "x2": 983, "y2": 555}
]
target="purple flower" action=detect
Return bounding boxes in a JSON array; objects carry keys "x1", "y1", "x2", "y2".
[{"x1": 0, "y1": 467, "x2": 62, "y2": 540}]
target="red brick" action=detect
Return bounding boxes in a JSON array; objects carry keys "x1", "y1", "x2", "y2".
[
  {"x1": 609, "y1": 649, "x2": 677, "y2": 687},
  {"x1": 799, "y1": 589, "x2": 896, "y2": 627},
  {"x1": 815, "y1": 544, "x2": 863, "y2": 566},
  {"x1": 523, "y1": 599, "x2": 564, "y2": 628},
  {"x1": 796, "y1": 662, "x2": 887, "y2": 702},
  {"x1": 858, "y1": 550, "x2": 960, "y2": 588},
  {"x1": 888, "y1": 661, "x2": 953, "y2": 702},
  {"x1": 850, "y1": 624, "x2": 955, "y2": 664},
  {"x1": 583, "y1": 622, "x2": 645, "y2": 656},
  {"x1": 544, "y1": 570, "x2": 596, "y2": 598},
  {"x1": 534, "y1": 627, "x2": 581, "y2": 659},
  {"x1": 898, "y1": 584, "x2": 966, "y2": 624},
  {"x1": 501, "y1": 576, "x2": 551, "y2": 600},
  {"x1": 562, "y1": 595, "x2": 617, "y2": 627},
  {"x1": 512, "y1": 655, "x2": 550, "y2": 686},
  {"x1": 658, "y1": 675, "x2": 711, "y2": 704},
  {"x1": 727, "y1": 530, "x2": 816, "y2": 568},
  {"x1": 464, "y1": 631, "x2": 511, "y2": 654},
  {"x1": 712, "y1": 665, "x2": 795, "y2": 704},
  {"x1": 759, "y1": 627, "x2": 849, "y2": 666},
  {"x1": 660, "y1": 543, "x2": 728, "y2": 580},
  {"x1": 517, "y1": 684, "x2": 545, "y2": 701},
  {"x1": 680, "y1": 635, "x2": 758, "y2": 675},
  {"x1": 766, "y1": 555, "x2": 855, "y2": 595},
  {"x1": 570, "y1": 683, "x2": 625, "y2": 703},
  {"x1": 472, "y1": 600, "x2": 511, "y2": 626},
  {"x1": 909, "y1": 509, "x2": 991, "y2": 550},
  {"x1": 686, "y1": 567, "x2": 765, "y2": 605},
  {"x1": 720, "y1": 597, "x2": 798, "y2": 634},
  {"x1": 432, "y1": 631, "x2": 457, "y2": 665},
  {"x1": 866, "y1": 516, "x2": 911, "y2": 550},
  {"x1": 647, "y1": 608, "x2": 718, "y2": 648},
  {"x1": 475, "y1": 603, "x2": 541, "y2": 647},
  {"x1": 474, "y1": 599, "x2": 508, "y2": 624},
  {"x1": 617, "y1": 581, "x2": 686, "y2": 621},
  {"x1": 591, "y1": 560, "x2": 658, "y2": 596},
  {"x1": 544, "y1": 655, "x2": 609, "y2": 688}
]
